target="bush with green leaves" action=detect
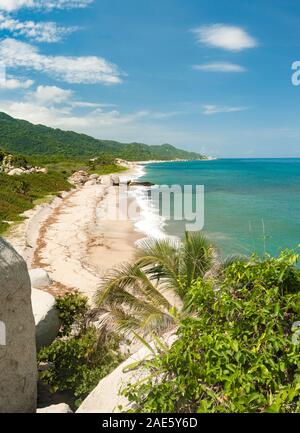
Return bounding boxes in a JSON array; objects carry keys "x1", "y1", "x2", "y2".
[
  {"x1": 38, "y1": 291, "x2": 124, "y2": 407},
  {"x1": 38, "y1": 327, "x2": 123, "y2": 407},
  {"x1": 123, "y1": 250, "x2": 300, "y2": 413},
  {"x1": 55, "y1": 291, "x2": 88, "y2": 337}
]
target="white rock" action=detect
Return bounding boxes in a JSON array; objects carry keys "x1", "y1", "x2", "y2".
[
  {"x1": 77, "y1": 334, "x2": 177, "y2": 413},
  {"x1": 29, "y1": 268, "x2": 52, "y2": 289},
  {"x1": 89, "y1": 174, "x2": 99, "y2": 180},
  {"x1": 31, "y1": 289, "x2": 60, "y2": 350},
  {"x1": 36, "y1": 168, "x2": 48, "y2": 174},
  {"x1": 111, "y1": 174, "x2": 120, "y2": 186},
  {"x1": 100, "y1": 175, "x2": 112, "y2": 186},
  {"x1": 85, "y1": 179, "x2": 97, "y2": 186},
  {"x1": 37, "y1": 404, "x2": 73, "y2": 413},
  {"x1": 7, "y1": 168, "x2": 24, "y2": 176},
  {"x1": 0, "y1": 238, "x2": 37, "y2": 413}
]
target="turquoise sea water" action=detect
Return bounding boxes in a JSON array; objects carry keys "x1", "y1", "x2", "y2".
[{"x1": 140, "y1": 159, "x2": 300, "y2": 257}]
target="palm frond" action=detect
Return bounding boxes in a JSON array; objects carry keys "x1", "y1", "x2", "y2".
[
  {"x1": 93, "y1": 231, "x2": 215, "y2": 339},
  {"x1": 180, "y1": 231, "x2": 214, "y2": 291},
  {"x1": 135, "y1": 237, "x2": 181, "y2": 292}
]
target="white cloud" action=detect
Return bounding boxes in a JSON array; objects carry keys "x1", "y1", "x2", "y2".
[
  {"x1": 0, "y1": 0, "x2": 93, "y2": 12},
  {"x1": 31, "y1": 85, "x2": 73, "y2": 105},
  {"x1": 0, "y1": 101, "x2": 136, "y2": 130},
  {"x1": 0, "y1": 76, "x2": 33, "y2": 89},
  {"x1": 192, "y1": 24, "x2": 257, "y2": 51},
  {"x1": 27, "y1": 84, "x2": 118, "y2": 110},
  {"x1": 193, "y1": 62, "x2": 246, "y2": 73},
  {"x1": 71, "y1": 101, "x2": 117, "y2": 108},
  {"x1": 0, "y1": 95, "x2": 181, "y2": 136},
  {"x1": 0, "y1": 13, "x2": 76, "y2": 42},
  {"x1": 202, "y1": 104, "x2": 248, "y2": 115},
  {"x1": 0, "y1": 38, "x2": 123, "y2": 84}
]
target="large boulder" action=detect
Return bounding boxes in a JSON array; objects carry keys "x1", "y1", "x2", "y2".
[
  {"x1": 29, "y1": 269, "x2": 52, "y2": 289},
  {"x1": 77, "y1": 334, "x2": 177, "y2": 413},
  {"x1": 111, "y1": 174, "x2": 120, "y2": 186},
  {"x1": 0, "y1": 238, "x2": 37, "y2": 413},
  {"x1": 85, "y1": 179, "x2": 97, "y2": 186},
  {"x1": 89, "y1": 174, "x2": 100, "y2": 181},
  {"x1": 100, "y1": 175, "x2": 112, "y2": 186},
  {"x1": 37, "y1": 403, "x2": 73, "y2": 414},
  {"x1": 31, "y1": 289, "x2": 60, "y2": 350}
]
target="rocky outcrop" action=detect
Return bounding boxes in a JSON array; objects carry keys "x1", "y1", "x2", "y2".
[
  {"x1": 0, "y1": 154, "x2": 48, "y2": 176},
  {"x1": 129, "y1": 181, "x2": 155, "y2": 187},
  {"x1": 6, "y1": 167, "x2": 48, "y2": 176},
  {"x1": 69, "y1": 171, "x2": 122, "y2": 187},
  {"x1": 0, "y1": 238, "x2": 37, "y2": 413},
  {"x1": 69, "y1": 171, "x2": 102, "y2": 186},
  {"x1": 31, "y1": 289, "x2": 60, "y2": 350}
]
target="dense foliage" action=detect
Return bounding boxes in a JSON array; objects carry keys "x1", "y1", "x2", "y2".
[
  {"x1": 123, "y1": 250, "x2": 300, "y2": 413},
  {"x1": 95, "y1": 232, "x2": 214, "y2": 337},
  {"x1": 0, "y1": 112, "x2": 204, "y2": 160},
  {"x1": 0, "y1": 149, "x2": 126, "y2": 234},
  {"x1": 55, "y1": 291, "x2": 88, "y2": 337},
  {"x1": 38, "y1": 328, "x2": 123, "y2": 407},
  {"x1": 0, "y1": 171, "x2": 71, "y2": 233},
  {"x1": 38, "y1": 292, "x2": 124, "y2": 407}
]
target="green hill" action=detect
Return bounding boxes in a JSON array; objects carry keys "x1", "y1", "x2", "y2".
[{"x1": 0, "y1": 112, "x2": 205, "y2": 161}]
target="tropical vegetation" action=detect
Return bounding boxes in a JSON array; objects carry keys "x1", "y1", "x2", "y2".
[
  {"x1": 0, "y1": 111, "x2": 205, "y2": 160},
  {"x1": 37, "y1": 232, "x2": 300, "y2": 413},
  {"x1": 0, "y1": 148, "x2": 125, "y2": 234},
  {"x1": 95, "y1": 232, "x2": 215, "y2": 337},
  {"x1": 38, "y1": 292, "x2": 124, "y2": 408},
  {"x1": 121, "y1": 249, "x2": 300, "y2": 413}
]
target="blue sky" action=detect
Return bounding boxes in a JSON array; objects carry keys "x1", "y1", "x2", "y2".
[{"x1": 0, "y1": 0, "x2": 300, "y2": 157}]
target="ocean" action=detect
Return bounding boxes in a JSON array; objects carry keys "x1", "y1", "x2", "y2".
[{"x1": 136, "y1": 158, "x2": 300, "y2": 258}]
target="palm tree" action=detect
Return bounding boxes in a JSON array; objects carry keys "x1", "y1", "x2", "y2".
[{"x1": 94, "y1": 231, "x2": 214, "y2": 338}]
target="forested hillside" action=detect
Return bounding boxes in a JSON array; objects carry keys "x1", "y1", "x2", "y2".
[{"x1": 0, "y1": 112, "x2": 205, "y2": 161}]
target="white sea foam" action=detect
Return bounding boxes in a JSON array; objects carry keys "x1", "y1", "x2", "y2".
[
  {"x1": 129, "y1": 186, "x2": 167, "y2": 242},
  {"x1": 127, "y1": 164, "x2": 180, "y2": 244}
]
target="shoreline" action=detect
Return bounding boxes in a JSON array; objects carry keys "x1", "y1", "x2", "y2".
[
  {"x1": 3, "y1": 159, "x2": 182, "y2": 301},
  {"x1": 4, "y1": 165, "x2": 144, "y2": 302},
  {"x1": 135, "y1": 157, "x2": 216, "y2": 164}
]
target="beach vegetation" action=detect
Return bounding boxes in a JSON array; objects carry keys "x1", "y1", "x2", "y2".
[
  {"x1": 0, "y1": 170, "x2": 72, "y2": 234},
  {"x1": 0, "y1": 150, "x2": 124, "y2": 235},
  {"x1": 55, "y1": 291, "x2": 89, "y2": 337},
  {"x1": 38, "y1": 292, "x2": 124, "y2": 407},
  {"x1": 122, "y1": 249, "x2": 300, "y2": 413},
  {"x1": 38, "y1": 328, "x2": 123, "y2": 407},
  {"x1": 95, "y1": 232, "x2": 214, "y2": 337}
]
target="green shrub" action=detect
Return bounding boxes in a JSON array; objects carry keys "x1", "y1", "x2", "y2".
[
  {"x1": 56, "y1": 291, "x2": 88, "y2": 337},
  {"x1": 10, "y1": 153, "x2": 28, "y2": 168},
  {"x1": 38, "y1": 328, "x2": 124, "y2": 407},
  {"x1": 123, "y1": 250, "x2": 300, "y2": 413},
  {"x1": 0, "y1": 171, "x2": 72, "y2": 234}
]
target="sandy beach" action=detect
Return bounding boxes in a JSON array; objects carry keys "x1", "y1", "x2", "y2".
[{"x1": 5, "y1": 168, "x2": 143, "y2": 302}]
